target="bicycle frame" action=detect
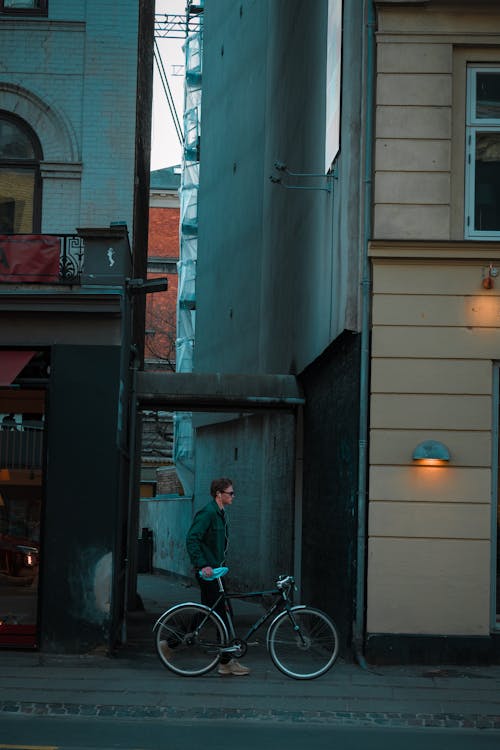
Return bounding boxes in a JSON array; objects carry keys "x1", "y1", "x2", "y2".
[
  {"x1": 154, "y1": 573, "x2": 339, "y2": 680},
  {"x1": 206, "y1": 576, "x2": 296, "y2": 649}
]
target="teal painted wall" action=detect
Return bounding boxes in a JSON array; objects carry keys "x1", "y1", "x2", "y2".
[{"x1": 192, "y1": 0, "x2": 366, "y2": 652}]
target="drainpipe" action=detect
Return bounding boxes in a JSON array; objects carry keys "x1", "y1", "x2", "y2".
[{"x1": 353, "y1": 0, "x2": 375, "y2": 669}]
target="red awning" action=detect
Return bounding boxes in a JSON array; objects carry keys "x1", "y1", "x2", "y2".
[
  {"x1": 0, "y1": 351, "x2": 36, "y2": 386},
  {"x1": 0, "y1": 235, "x2": 60, "y2": 283}
]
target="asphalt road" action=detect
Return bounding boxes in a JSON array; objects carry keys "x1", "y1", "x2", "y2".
[{"x1": 1, "y1": 715, "x2": 500, "y2": 750}]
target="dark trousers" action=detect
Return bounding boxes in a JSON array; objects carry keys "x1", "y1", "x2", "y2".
[{"x1": 195, "y1": 573, "x2": 233, "y2": 663}]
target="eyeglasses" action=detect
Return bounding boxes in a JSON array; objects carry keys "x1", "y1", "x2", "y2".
[{"x1": 222, "y1": 491, "x2": 235, "y2": 496}]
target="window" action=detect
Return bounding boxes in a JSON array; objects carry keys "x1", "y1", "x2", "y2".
[
  {"x1": 0, "y1": 0, "x2": 47, "y2": 14},
  {"x1": 465, "y1": 66, "x2": 500, "y2": 239},
  {"x1": 0, "y1": 113, "x2": 42, "y2": 234}
]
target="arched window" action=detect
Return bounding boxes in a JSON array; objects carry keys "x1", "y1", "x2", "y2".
[{"x1": 0, "y1": 112, "x2": 42, "y2": 233}]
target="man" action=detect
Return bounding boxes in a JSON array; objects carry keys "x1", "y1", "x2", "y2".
[{"x1": 185, "y1": 477, "x2": 250, "y2": 676}]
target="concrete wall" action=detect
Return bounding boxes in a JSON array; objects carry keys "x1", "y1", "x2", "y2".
[
  {"x1": 192, "y1": 0, "x2": 366, "y2": 622},
  {"x1": 196, "y1": 0, "x2": 365, "y2": 377},
  {"x1": 140, "y1": 496, "x2": 193, "y2": 578},
  {"x1": 193, "y1": 413, "x2": 295, "y2": 592}
]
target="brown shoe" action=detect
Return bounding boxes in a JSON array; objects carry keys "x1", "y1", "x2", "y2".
[
  {"x1": 159, "y1": 640, "x2": 174, "y2": 660},
  {"x1": 217, "y1": 659, "x2": 250, "y2": 676}
]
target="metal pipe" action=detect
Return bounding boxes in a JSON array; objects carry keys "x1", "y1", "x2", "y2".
[{"x1": 353, "y1": 0, "x2": 375, "y2": 670}]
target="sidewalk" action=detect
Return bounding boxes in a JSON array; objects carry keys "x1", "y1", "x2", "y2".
[{"x1": 0, "y1": 573, "x2": 499, "y2": 730}]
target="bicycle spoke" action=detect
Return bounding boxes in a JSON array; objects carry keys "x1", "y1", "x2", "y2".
[
  {"x1": 268, "y1": 607, "x2": 339, "y2": 679},
  {"x1": 155, "y1": 604, "x2": 226, "y2": 676}
]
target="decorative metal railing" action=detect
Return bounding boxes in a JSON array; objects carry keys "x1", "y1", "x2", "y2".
[{"x1": 59, "y1": 235, "x2": 85, "y2": 282}]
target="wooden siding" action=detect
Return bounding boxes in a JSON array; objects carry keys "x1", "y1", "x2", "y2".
[
  {"x1": 374, "y1": 6, "x2": 500, "y2": 242},
  {"x1": 368, "y1": 4, "x2": 500, "y2": 637},
  {"x1": 367, "y1": 538, "x2": 490, "y2": 636},
  {"x1": 368, "y1": 251, "x2": 499, "y2": 635}
]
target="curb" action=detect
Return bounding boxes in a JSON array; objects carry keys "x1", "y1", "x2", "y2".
[{"x1": 1, "y1": 701, "x2": 500, "y2": 729}]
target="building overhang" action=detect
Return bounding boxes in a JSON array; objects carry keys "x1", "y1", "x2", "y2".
[{"x1": 136, "y1": 372, "x2": 305, "y2": 412}]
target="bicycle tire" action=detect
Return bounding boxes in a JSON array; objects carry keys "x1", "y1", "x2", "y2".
[
  {"x1": 154, "y1": 603, "x2": 228, "y2": 677},
  {"x1": 267, "y1": 606, "x2": 339, "y2": 679}
]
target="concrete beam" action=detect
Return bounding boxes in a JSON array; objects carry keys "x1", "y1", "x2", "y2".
[{"x1": 136, "y1": 372, "x2": 305, "y2": 411}]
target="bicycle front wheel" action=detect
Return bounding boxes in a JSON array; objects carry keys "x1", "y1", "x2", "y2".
[
  {"x1": 267, "y1": 606, "x2": 339, "y2": 679},
  {"x1": 154, "y1": 603, "x2": 227, "y2": 677}
]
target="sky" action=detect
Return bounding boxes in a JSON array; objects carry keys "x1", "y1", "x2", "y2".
[{"x1": 151, "y1": 0, "x2": 187, "y2": 172}]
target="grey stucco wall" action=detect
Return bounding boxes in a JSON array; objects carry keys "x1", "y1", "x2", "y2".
[
  {"x1": 194, "y1": 412, "x2": 295, "y2": 591},
  {"x1": 196, "y1": 0, "x2": 364, "y2": 376},
  {"x1": 192, "y1": 0, "x2": 366, "y2": 644}
]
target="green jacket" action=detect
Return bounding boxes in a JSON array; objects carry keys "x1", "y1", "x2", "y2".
[{"x1": 186, "y1": 499, "x2": 228, "y2": 570}]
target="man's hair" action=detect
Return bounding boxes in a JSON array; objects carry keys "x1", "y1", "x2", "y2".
[{"x1": 210, "y1": 477, "x2": 233, "y2": 498}]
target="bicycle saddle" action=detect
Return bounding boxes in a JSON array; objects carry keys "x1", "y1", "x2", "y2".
[{"x1": 199, "y1": 566, "x2": 228, "y2": 581}]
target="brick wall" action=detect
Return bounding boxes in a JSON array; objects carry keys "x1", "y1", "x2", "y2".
[
  {"x1": 146, "y1": 204, "x2": 179, "y2": 367},
  {"x1": 148, "y1": 207, "x2": 180, "y2": 257}
]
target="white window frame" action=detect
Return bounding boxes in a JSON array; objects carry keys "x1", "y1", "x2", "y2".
[{"x1": 465, "y1": 65, "x2": 500, "y2": 240}]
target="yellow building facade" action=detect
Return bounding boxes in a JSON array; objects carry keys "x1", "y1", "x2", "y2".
[{"x1": 367, "y1": 1, "x2": 500, "y2": 658}]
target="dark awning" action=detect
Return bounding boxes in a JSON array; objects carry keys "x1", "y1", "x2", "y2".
[{"x1": 0, "y1": 351, "x2": 35, "y2": 386}]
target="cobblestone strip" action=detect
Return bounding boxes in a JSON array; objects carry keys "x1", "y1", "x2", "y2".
[{"x1": 1, "y1": 701, "x2": 500, "y2": 729}]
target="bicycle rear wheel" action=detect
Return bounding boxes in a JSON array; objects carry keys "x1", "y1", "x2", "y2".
[
  {"x1": 267, "y1": 606, "x2": 339, "y2": 679},
  {"x1": 154, "y1": 603, "x2": 227, "y2": 677}
]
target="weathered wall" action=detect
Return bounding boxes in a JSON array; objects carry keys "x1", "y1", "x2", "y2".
[
  {"x1": 196, "y1": 0, "x2": 364, "y2": 376},
  {"x1": 41, "y1": 345, "x2": 122, "y2": 653},
  {"x1": 194, "y1": 413, "x2": 295, "y2": 591},
  {"x1": 300, "y1": 331, "x2": 361, "y2": 649},
  {"x1": 140, "y1": 496, "x2": 193, "y2": 578},
  {"x1": 193, "y1": 0, "x2": 365, "y2": 619}
]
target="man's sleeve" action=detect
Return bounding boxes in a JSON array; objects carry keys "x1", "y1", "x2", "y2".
[{"x1": 186, "y1": 508, "x2": 210, "y2": 569}]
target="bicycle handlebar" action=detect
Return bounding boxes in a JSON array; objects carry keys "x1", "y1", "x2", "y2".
[{"x1": 276, "y1": 574, "x2": 295, "y2": 590}]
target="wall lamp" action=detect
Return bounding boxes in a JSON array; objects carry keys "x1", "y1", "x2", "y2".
[{"x1": 412, "y1": 440, "x2": 450, "y2": 465}]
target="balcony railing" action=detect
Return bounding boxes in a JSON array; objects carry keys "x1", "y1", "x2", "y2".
[
  {"x1": 0, "y1": 426, "x2": 43, "y2": 471},
  {"x1": 0, "y1": 227, "x2": 133, "y2": 287}
]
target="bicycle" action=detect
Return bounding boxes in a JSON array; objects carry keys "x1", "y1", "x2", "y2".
[{"x1": 153, "y1": 567, "x2": 339, "y2": 680}]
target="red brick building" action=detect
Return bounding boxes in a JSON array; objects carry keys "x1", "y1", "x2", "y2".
[
  {"x1": 145, "y1": 166, "x2": 181, "y2": 371},
  {"x1": 140, "y1": 166, "x2": 182, "y2": 500}
]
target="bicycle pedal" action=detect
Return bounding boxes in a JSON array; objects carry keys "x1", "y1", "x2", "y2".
[{"x1": 247, "y1": 641, "x2": 259, "y2": 646}]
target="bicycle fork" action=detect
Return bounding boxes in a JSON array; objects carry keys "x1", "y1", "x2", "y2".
[{"x1": 285, "y1": 606, "x2": 309, "y2": 646}]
